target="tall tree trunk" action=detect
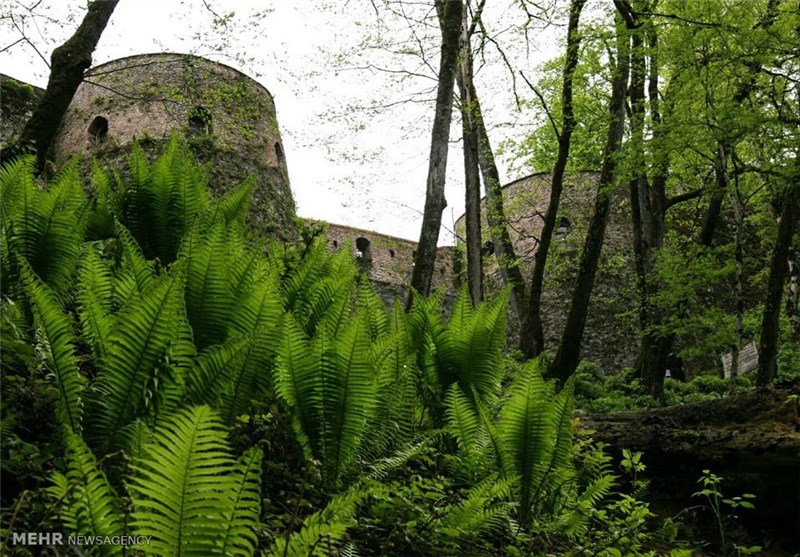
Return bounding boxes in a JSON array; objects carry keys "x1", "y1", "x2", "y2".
[
  {"x1": 470, "y1": 88, "x2": 529, "y2": 327},
  {"x1": 521, "y1": 0, "x2": 586, "y2": 358},
  {"x1": 407, "y1": 0, "x2": 463, "y2": 308},
  {"x1": 729, "y1": 182, "x2": 746, "y2": 394},
  {"x1": 548, "y1": 14, "x2": 630, "y2": 386},
  {"x1": 757, "y1": 181, "x2": 800, "y2": 386},
  {"x1": 18, "y1": 0, "x2": 120, "y2": 171},
  {"x1": 458, "y1": 6, "x2": 482, "y2": 306},
  {"x1": 787, "y1": 245, "x2": 800, "y2": 341}
]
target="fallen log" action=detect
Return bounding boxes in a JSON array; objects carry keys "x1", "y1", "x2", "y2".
[{"x1": 577, "y1": 378, "x2": 800, "y2": 551}]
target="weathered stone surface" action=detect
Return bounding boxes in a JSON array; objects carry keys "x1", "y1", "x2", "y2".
[
  {"x1": 0, "y1": 74, "x2": 44, "y2": 152},
  {"x1": 50, "y1": 53, "x2": 296, "y2": 239},
  {"x1": 455, "y1": 171, "x2": 638, "y2": 371},
  {"x1": 322, "y1": 222, "x2": 457, "y2": 291}
]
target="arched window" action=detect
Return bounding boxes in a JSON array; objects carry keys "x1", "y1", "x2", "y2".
[
  {"x1": 275, "y1": 142, "x2": 285, "y2": 164},
  {"x1": 88, "y1": 116, "x2": 108, "y2": 144},
  {"x1": 355, "y1": 237, "x2": 372, "y2": 270},
  {"x1": 482, "y1": 241, "x2": 494, "y2": 256},
  {"x1": 332, "y1": 240, "x2": 339, "y2": 248},
  {"x1": 355, "y1": 237, "x2": 371, "y2": 258},
  {"x1": 389, "y1": 249, "x2": 396, "y2": 258},
  {"x1": 188, "y1": 106, "x2": 212, "y2": 134}
]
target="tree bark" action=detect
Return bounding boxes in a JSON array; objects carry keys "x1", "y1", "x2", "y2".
[
  {"x1": 521, "y1": 0, "x2": 586, "y2": 358},
  {"x1": 548, "y1": 14, "x2": 630, "y2": 386},
  {"x1": 757, "y1": 181, "x2": 800, "y2": 386},
  {"x1": 18, "y1": 0, "x2": 120, "y2": 171},
  {"x1": 458, "y1": 5, "x2": 483, "y2": 306},
  {"x1": 407, "y1": 0, "x2": 463, "y2": 308},
  {"x1": 471, "y1": 90, "x2": 529, "y2": 327}
]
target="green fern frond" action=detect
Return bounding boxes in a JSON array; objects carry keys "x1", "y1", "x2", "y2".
[
  {"x1": 4, "y1": 158, "x2": 86, "y2": 292},
  {"x1": 267, "y1": 486, "x2": 369, "y2": 557},
  {"x1": 181, "y1": 222, "x2": 237, "y2": 349},
  {"x1": 204, "y1": 176, "x2": 253, "y2": 231},
  {"x1": 444, "y1": 384, "x2": 482, "y2": 459},
  {"x1": 128, "y1": 405, "x2": 261, "y2": 556},
  {"x1": 76, "y1": 245, "x2": 114, "y2": 360},
  {"x1": 356, "y1": 279, "x2": 389, "y2": 340},
  {"x1": 47, "y1": 432, "x2": 124, "y2": 554},
  {"x1": 23, "y1": 263, "x2": 85, "y2": 432},
  {"x1": 87, "y1": 272, "x2": 188, "y2": 452},
  {"x1": 121, "y1": 136, "x2": 212, "y2": 264},
  {"x1": 439, "y1": 474, "x2": 511, "y2": 537},
  {"x1": 220, "y1": 446, "x2": 263, "y2": 556},
  {"x1": 115, "y1": 222, "x2": 156, "y2": 296},
  {"x1": 85, "y1": 160, "x2": 118, "y2": 240},
  {"x1": 275, "y1": 315, "x2": 318, "y2": 460},
  {"x1": 186, "y1": 335, "x2": 252, "y2": 407}
]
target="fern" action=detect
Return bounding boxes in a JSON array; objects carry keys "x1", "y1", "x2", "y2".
[
  {"x1": 276, "y1": 313, "x2": 378, "y2": 486},
  {"x1": 432, "y1": 285, "x2": 509, "y2": 406},
  {"x1": 47, "y1": 432, "x2": 124, "y2": 555},
  {"x1": 128, "y1": 405, "x2": 261, "y2": 556},
  {"x1": 121, "y1": 136, "x2": 212, "y2": 264},
  {"x1": 23, "y1": 263, "x2": 85, "y2": 432},
  {"x1": 267, "y1": 486, "x2": 370, "y2": 557},
  {"x1": 439, "y1": 474, "x2": 511, "y2": 538},
  {"x1": 181, "y1": 222, "x2": 239, "y2": 349},
  {"x1": 3, "y1": 156, "x2": 87, "y2": 292},
  {"x1": 87, "y1": 272, "x2": 190, "y2": 452},
  {"x1": 494, "y1": 362, "x2": 576, "y2": 525},
  {"x1": 76, "y1": 244, "x2": 114, "y2": 360}
]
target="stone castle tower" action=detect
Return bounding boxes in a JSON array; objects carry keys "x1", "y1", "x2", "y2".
[{"x1": 51, "y1": 53, "x2": 296, "y2": 238}]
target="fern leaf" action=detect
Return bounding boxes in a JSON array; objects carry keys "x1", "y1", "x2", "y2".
[
  {"x1": 267, "y1": 486, "x2": 368, "y2": 557},
  {"x1": 182, "y1": 222, "x2": 236, "y2": 349},
  {"x1": 87, "y1": 273, "x2": 187, "y2": 452},
  {"x1": 23, "y1": 264, "x2": 85, "y2": 432},
  {"x1": 48, "y1": 432, "x2": 124, "y2": 554},
  {"x1": 129, "y1": 405, "x2": 261, "y2": 556},
  {"x1": 76, "y1": 245, "x2": 114, "y2": 360},
  {"x1": 220, "y1": 446, "x2": 263, "y2": 556}
]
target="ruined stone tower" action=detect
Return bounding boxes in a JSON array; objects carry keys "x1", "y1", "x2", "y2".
[{"x1": 52, "y1": 53, "x2": 296, "y2": 238}]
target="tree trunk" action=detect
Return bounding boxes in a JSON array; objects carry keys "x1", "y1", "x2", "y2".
[
  {"x1": 18, "y1": 0, "x2": 120, "y2": 171},
  {"x1": 407, "y1": 0, "x2": 462, "y2": 308},
  {"x1": 787, "y1": 245, "x2": 800, "y2": 341},
  {"x1": 757, "y1": 181, "x2": 800, "y2": 386},
  {"x1": 521, "y1": 0, "x2": 586, "y2": 359},
  {"x1": 548, "y1": 15, "x2": 630, "y2": 386},
  {"x1": 458, "y1": 7, "x2": 482, "y2": 306}
]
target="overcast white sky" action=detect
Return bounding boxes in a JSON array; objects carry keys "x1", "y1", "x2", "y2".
[{"x1": 1, "y1": 0, "x2": 565, "y2": 243}]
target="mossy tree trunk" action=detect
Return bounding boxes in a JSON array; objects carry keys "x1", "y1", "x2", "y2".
[
  {"x1": 407, "y1": 0, "x2": 462, "y2": 307},
  {"x1": 458, "y1": 3, "x2": 483, "y2": 306},
  {"x1": 758, "y1": 180, "x2": 800, "y2": 386},
  {"x1": 19, "y1": 0, "x2": 120, "y2": 171}
]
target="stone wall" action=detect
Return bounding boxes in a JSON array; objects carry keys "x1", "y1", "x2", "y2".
[
  {"x1": 322, "y1": 222, "x2": 457, "y2": 292},
  {"x1": 0, "y1": 74, "x2": 43, "y2": 152},
  {"x1": 455, "y1": 172, "x2": 638, "y2": 371},
  {"x1": 51, "y1": 53, "x2": 296, "y2": 238}
]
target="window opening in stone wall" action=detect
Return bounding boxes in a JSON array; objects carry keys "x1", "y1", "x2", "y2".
[
  {"x1": 333, "y1": 240, "x2": 339, "y2": 248},
  {"x1": 275, "y1": 142, "x2": 284, "y2": 164},
  {"x1": 482, "y1": 241, "x2": 495, "y2": 256},
  {"x1": 188, "y1": 106, "x2": 213, "y2": 134},
  {"x1": 389, "y1": 249, "x2": 395, "y2": 258},
  {"x1": 355, "y1": 237, "x2": 372, "y2": 270},
  {"x1": 88, "y1": 116, "x2": 108, "y2": 144}
]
